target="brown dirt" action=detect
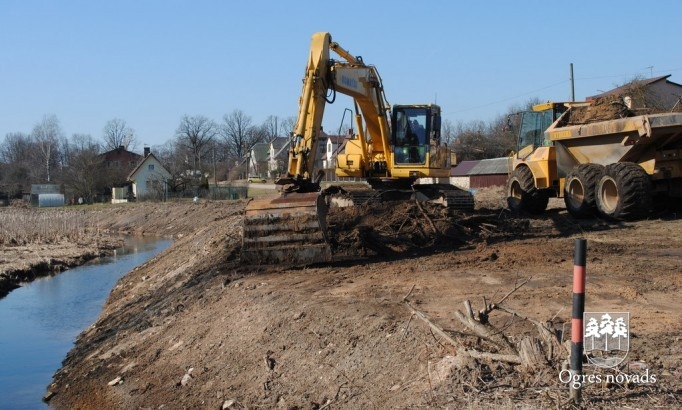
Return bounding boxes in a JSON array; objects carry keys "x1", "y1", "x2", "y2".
[{"x1": 12, "y1": 191, "x2": 679, "y2": 409}]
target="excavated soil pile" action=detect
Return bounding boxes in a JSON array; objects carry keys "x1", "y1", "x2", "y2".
[
  {"x1": 566, "y1": 95, "x2": 633, "y2": 124},
  {"x1": 566, "y1": 92, "x2": 677, "y2": 125}
]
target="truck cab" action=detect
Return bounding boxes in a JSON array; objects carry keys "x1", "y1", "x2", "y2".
[{"x1": 514, "y1": 102, "x2": 569, "y2": 158}]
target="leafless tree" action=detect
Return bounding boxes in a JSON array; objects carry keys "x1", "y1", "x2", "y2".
[
  {"x1": 220, "y1": 110, "x2": 265, "y2": 179},
  {"x1": 261, "y1": 115, "x2": 280, "y2": 142},
  {"x1": 0, "y1": 132, "x2": 38, "y2": 196},
  {"x1": 32, "y1": 114, "x2": 63, "y2": 182},
  {"x1": 220, "y1": 109, "x2": 262, "y2": 160},
  {"x1": 175, "y1": 115, "x2": 218, "y2": 173},
  {"x1": 442, "y1": 119, "x2": 456, "y2": 146},
  {"x1": 62, "y1": 134, "x2": 104, "y2": 202},
  {"x1": 261, "y1": 115, "x2": 295, "y2": 142},
  {"x1": 102, "y1": 118, "x2": 136, "y2": 151},
  {"x1": 154, "y1": 140, "x2": 185, "y2": 190},
  {"x1": 280, "y1": 116, "x2": 296, "y2": 137}
]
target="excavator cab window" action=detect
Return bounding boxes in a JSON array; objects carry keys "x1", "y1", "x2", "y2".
[{"x1": 393, "y1": 107, "x2": 427, "y2": 164}]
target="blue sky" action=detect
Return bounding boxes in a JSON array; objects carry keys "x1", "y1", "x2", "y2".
[{"x1": 2, "y1": 0, "x2": 682, "y2": 150}]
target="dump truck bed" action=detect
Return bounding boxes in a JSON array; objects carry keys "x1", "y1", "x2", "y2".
[{"x1": 545, "y1": 112, "x2": 682, "y2": 178}]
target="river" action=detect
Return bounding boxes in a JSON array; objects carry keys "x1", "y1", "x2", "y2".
[{"x1": 0, "y1": 237, "x2": 172, "y2": 410}]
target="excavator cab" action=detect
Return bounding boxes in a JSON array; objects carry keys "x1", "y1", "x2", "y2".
[
  {"x1": 390, "y1": 104, "x2": 447, "y2": 178},
  {"x1": 393, "y1": 106, "x2": 430, "y2": 164}
]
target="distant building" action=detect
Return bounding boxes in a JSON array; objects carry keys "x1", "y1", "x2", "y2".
[
  {"x1": 98, "y1": 146, "x2": 144, "y2": 201},
  {"x1": 249, "y1": 143, "x2": 270, "y2": 178},
  {"x1": 30, "y1": 184, "x2": 64, "y2": 207},
  {"x1": 268, "y1": 136, "x2": 290, "y2": 178},
  {"x1": 126, "y1": 147, "x2": 172, "y2": 201},
  {"x1": 467, "y1": 158, "x2": 512, "y2": 188},
  {"x1": 587, "y1": 75, "x2": 682, "y2": 112},
  {"x1": 449, "y1": 157, "x2": 512, "y2": 189},
  {"x1": 100, "y1": 146, "x2": 143, "y2": 174}
]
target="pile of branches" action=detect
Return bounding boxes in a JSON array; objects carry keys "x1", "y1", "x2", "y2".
[
  {"x1": 327, "y1": 199, "x2": 474, "y2": 257},
  {"x1": 402, "y1": 277, "x2": 572, "y2": 407},
  {"x1": 327, "y1": 198, "x2": 532, "y2": 258}
]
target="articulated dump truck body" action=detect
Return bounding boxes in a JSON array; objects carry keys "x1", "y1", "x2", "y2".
[
  {"x1": 241, "y1": 192, "x2": 331, "y2": 266},
  {"x1": 547, "y1": 113, "x2": 682, "y2": 180}
]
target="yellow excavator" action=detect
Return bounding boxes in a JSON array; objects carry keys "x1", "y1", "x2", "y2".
[{"x1": 242, "y1": 32, "x2": 473, "y2": 265}]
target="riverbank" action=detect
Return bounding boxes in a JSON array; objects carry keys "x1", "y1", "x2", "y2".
[
  {"x1": 0, "y1": 206, "x2": 126, "y2": 298},
  {"x1": 0, "y1": 200, "x2": 248, "y2": 298},
  {"x1": 16, "y1": 194, "x2": 680, "y2": 408}
]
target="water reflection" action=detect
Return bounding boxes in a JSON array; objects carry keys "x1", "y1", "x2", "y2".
[{"x1": 0, "y1": 237, "x2": 172, "y2": 410}]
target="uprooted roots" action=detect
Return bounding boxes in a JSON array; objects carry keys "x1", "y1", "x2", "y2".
[{"x1": 326, "y1": 199, "x2": 525, "y2": 258}]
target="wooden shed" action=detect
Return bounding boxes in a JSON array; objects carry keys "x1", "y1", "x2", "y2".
[{"x1": 468, "y1": 158, "x2": 513, "y2": 189}]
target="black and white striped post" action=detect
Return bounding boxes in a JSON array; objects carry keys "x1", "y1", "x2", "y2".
[{"x1": 570, "y1": 238, "x2": 587, "y2": 404}]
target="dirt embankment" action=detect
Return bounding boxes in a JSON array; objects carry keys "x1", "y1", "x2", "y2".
[{"x1": 30, "y1": 192, "x2": 682, "y2": 409}]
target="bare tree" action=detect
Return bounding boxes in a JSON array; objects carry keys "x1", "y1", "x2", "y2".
[
  {"x1": 175, "y1": 115, "x2": 218, "y2": 173},
  {"x1": 220, "y1": 110, "x2": 264, "y2": 179},
  {"x1": 32, "y1": 114, "x2": 63, "y2": 182},
  {"x1": 153, "y1": 140, "x2": 186, "y2": 195},
  {"x1": 0, "y1": 132, "x2": 38, "y2": 196},
  {"x1": 62, "y1": 134, "x2": 104, "y2": 202},
  {"x1": 220, "y1": 109, "x2": 261, "y2": 160},
  {"x1": 102, "y1": 118, "x2": 136, "y2": 151},
  {"x1": 261, "y1": 115, "x2": 294, "y2": 142},
  {"x1": 442, "y1": 119, "x2": 456, "y2": 146}
]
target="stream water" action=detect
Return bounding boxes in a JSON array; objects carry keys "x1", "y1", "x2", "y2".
[{"x1": 0, "y1": 237, "x2": 172, "y2": 410}]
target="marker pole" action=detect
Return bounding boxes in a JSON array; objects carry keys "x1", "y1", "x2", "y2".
[{"x1": 570, "y1": 238, "x2": 586, "y2": 404}]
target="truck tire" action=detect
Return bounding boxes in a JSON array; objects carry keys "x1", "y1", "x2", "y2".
[
  {"x1": 564, "y1": 164, "x2": 604, "y2": 218},
  {"x1": 506, "y1": 166, "x2": 548, "y2": 214},
  {"x1": 595, "y1": 162, "x2": 652, "y2": 220}
]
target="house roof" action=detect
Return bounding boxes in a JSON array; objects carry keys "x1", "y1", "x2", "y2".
[
  {"x1": 251, "y1": 143, "x2": 270, "y2": 162},
  {"x1": 468, "y1": 157, "x2": 512, "y2": 175},
  {"x1": 269, "y1": 137, "x2": 290, "y2": 160},
  {"x1": 587, "y1": 75, "x2": 680, "y2": 100},
  {"x1": 451, "y1": 158, "x2": 512, "y2": 176},
  {"x1": 99, "y1": 146, "x2": 142, "y2": 162},
  {"x1": 451, "y1": 160, "x2": 479, "y2": 176},
  {"x1": 270, "y1": 136, "x2": 289, "y2": 150},
  {"x1": 127, "y1": 153, "x2": 169, "y2": 180}
]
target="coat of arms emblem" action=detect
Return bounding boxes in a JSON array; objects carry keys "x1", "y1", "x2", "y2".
[{"x1": 583, "y1": 312, "x2": 630, "y2": 368}]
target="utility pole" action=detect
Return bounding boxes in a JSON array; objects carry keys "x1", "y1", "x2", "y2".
[
  {"x1": 213, "y1": 147, "x2": 217, "y2": 190},
  {"x1": 570, "y1": 63, "x2": 575, "y2": 102}
]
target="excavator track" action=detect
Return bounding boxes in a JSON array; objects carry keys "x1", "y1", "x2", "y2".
[
  {"x1": 241, "y1": 192, "x2": 331, "y2": 265},
  {"x1": 415, "y1": 184, "x2": 475, "y2": 211}
]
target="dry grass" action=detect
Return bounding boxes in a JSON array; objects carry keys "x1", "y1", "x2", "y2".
[{"x1": 0, "y1": 208, "x2": 89, "y2": 245}]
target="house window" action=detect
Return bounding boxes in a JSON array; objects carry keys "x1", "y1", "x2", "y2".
[{"x1": 148, "y1": 164, "x2": 155, "y2": 171}]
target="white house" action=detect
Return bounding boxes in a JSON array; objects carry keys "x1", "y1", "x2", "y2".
[
  {"x1": 268, "y1": 136, "x2": 290, "y2": 177},
  {"x1": 126, "y1": 149, "x2": 172, "y2": 200}
]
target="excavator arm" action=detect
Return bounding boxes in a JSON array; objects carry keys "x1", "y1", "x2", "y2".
[{"x1": 277, "y1": 32, "x2": 392, "y2": 191}]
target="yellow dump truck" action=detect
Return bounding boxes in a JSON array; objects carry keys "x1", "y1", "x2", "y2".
[{"x1": 506, "y1": 101, "x2": 682, "y2": 219}]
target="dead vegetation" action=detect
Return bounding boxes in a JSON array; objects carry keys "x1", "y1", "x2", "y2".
[{"x1": 0, "y1": 208, "x2": 89, "y2": 246}]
